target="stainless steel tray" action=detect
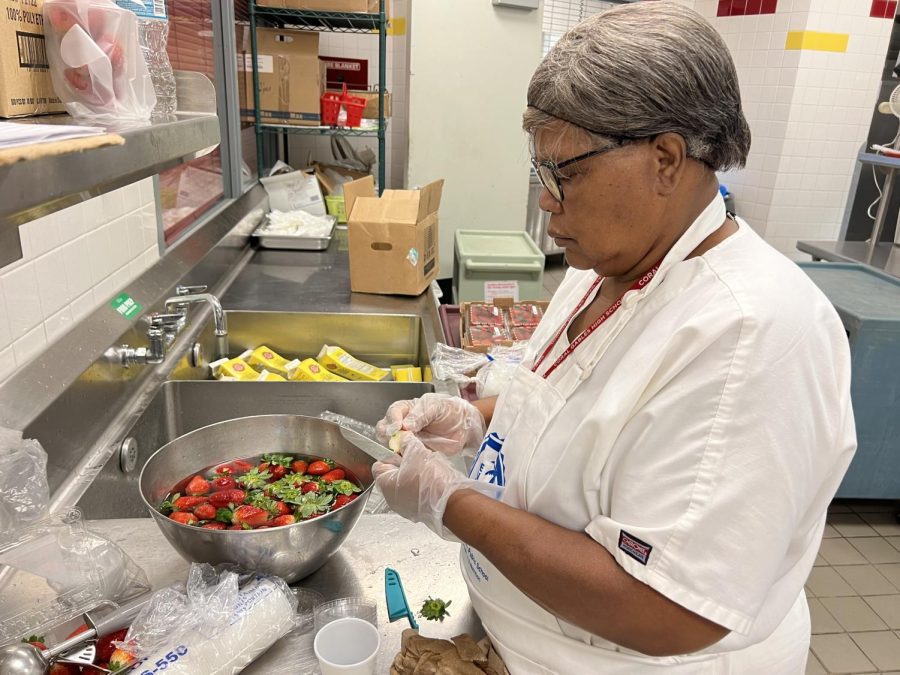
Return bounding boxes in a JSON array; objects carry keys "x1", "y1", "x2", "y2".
[{"x1": 252, "y1": 215, "x2": 336, "y2": 251}]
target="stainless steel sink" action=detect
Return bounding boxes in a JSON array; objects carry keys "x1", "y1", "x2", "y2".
[
  {"x1": 168, "y1": 311, "x2": 431, "y2": 379},
  {"x1": 76, "y1": 380, "x2": 432, "y2": 518}
]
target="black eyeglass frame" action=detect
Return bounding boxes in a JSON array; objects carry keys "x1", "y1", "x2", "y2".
[{"x1": 531, "y1": 138, "x2": 633, "y2": 203}]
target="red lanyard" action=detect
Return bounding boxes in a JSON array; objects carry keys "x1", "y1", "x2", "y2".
[{"x1": 532, "y1": 263, "x2": 661, "y2": 380}]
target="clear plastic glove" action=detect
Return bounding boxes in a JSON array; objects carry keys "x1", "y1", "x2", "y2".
[
  {"x1": 375, "y1": 393, "x2": 486, "y2": 457},
  {"x1": 373, "y1": 432, "x2": 501, "y2": 539}
]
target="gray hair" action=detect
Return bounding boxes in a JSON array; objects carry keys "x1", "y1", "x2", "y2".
[{"x1": 524, "y1": 1, "x2": 750, "y2": 171}]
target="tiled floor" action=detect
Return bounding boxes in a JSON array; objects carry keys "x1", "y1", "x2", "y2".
[{"x1": 541, "y1": 260, "x2": 900, "y2": 675}]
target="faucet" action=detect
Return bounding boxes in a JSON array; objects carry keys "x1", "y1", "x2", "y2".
[
  {"x1": 165, "y1": 285, "x2": 229, "y2": 359},
  {"x1": 111, "y1": 284, "x2": 228, "y2": 367}
]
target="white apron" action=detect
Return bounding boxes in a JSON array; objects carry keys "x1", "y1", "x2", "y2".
[{"x1": 461, "y1": 198, "x2": 810, "y2": 674}]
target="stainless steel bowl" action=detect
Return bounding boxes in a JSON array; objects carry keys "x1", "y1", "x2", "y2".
[{"x1": 138, "y1": 414, "x2": 374, "y2": 583}]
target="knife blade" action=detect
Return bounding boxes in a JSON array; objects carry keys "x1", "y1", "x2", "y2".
[{"x1": 338, "y1": 425, "x2": 397, "y2": 464}]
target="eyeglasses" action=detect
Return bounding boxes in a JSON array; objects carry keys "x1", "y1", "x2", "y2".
[{"x1": 531, "y1": 140, "x2": 630, "y2": 203}]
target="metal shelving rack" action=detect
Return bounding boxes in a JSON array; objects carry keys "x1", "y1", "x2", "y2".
[{"x1": 249, "y1": 1, "x2": 389, "y2": 192}]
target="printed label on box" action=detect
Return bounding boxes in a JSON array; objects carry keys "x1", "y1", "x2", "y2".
[
  {"x1": 237, "y1": 53, "x2": 274, "y2": 74},
  {"x1": 484, "y1": 281, "x2": 519, "y2": 303},
  {"x1": 114, "y1": 0, "x2": 167, "y2": 21}
]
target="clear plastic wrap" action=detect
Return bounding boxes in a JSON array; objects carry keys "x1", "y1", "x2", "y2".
[
  {"x1": 475, "y1": 344, "x2": 528, "y2": 399},
  {"x1": 51, "y1": 526, "x2": 151, "y2": 604},
  {"x1": 117, "y1": 564, "x2": 298, "y2": 675},
  {"x1": 43, "y1": 0, "x2": 156, "y2": 122},
  {"x1": 429, "y1": 343, "x2": 489, "y2": 385},
  {"x1": 0, "y1": 427, "x2": 50, "y2": 536}
]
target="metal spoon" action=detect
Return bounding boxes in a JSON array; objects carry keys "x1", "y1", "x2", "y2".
[{"x1": 0, "y1": 593, "x2": 149, "y2": 675}]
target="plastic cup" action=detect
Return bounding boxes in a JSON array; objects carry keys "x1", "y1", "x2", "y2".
[
  {"x1": 314, "y1": 617, "x2": 380, "y2": 675},
  {"x1": 313, "y1": 597, "x2": 378, "y2": 632}
]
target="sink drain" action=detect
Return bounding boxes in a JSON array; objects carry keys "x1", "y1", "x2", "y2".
[{"x1": 119, "y1": 437, "x2": 139, "y2": 473}]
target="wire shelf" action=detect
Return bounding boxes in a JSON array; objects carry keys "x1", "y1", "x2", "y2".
[
  {"x1": 259, "y1": 124, "x2": 384, "y2": 137},
  {"x1": 252, "y1": 6, "x2": 387, "y2": 33}
]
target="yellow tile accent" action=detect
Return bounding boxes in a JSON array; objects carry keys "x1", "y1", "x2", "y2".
[
  {"x1": 785, "y1": 30, "x2": 849, "y2": 52},
  {"x1": 386, "y1": 17, "x2": 406, "y2": 36}
]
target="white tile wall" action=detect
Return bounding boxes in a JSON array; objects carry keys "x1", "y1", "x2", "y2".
[
  {"x1": 693, "y1": 0, "x2": 892, "y2": 260},
  {"x1": 0, "y1": 179, "x2": 160, "y2": 385},
  {"x1": 287, "y1": 0, "x2": 410, "y2": 189}
]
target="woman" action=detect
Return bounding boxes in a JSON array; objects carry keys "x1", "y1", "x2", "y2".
[{"x1": 374, "y1": 3, "x2": 856, "y2": 672}]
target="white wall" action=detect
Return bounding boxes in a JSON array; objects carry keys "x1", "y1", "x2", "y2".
[
  {"x1": 690, "y1": 0, "x2": 892, "y2": 259},
  {"x1": 407, "y1": 0, "x2": 544, "y2": 278},
  {"x1": 0, "y1": 180, "x2": 160, "y2": 385}
]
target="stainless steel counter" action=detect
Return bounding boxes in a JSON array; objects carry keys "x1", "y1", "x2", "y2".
[
  {"x1": 797, "y1": 240, "x2": 900, "y2": 279},
  {"x1": 92, "y1": 514, "x2": 481, "y2": 673}
]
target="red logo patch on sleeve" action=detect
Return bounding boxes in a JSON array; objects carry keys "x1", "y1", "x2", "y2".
[{"x1": 618, "y1": 531, "x2": 652, "y2": 565}]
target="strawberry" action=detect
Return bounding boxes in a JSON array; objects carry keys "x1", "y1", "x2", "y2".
[
  {"x1": 173, "y1": 495, "x2": 208, "y2": 511},
  {"x1": 209, "y1": 489, "x2": 246, "y2": 509},
  {"x1": 202, "y1": 521, "x2": 226, "y2": 530},
  {"x1": 49, "y1": 664, "x2": 79, "y2": 675},
  {"x1": 232, "y1": 505, "x2": 268, "y2": 528},
  {"x1": 273, "y1": 501, "x2": 291, "y2": 516},
  {"x1": 66, "y1": 625, "x2": 89, "y2": 640},
  {"x1": 232, "y1": 459, "x2": 254, "y2": 473},
  {"x1": 258, "y1": 461, "x2": 270, "y2": 472},
  {"x1": 291, "y1": 460, "x2": 308, "y2": 474},
  {"x1": 169, "y1": 511, "x2": 198, "y2": 526},
  {"x1": 301, "y1": 482, "x2": 319, "y2": 494},
  {"x1": 227, "y1": 524, "x2": 244, "y2": 530},
  {"x1": 193, "y1": 503, "x2": 216, "y2": 520},
  {"x1": 307, "y1": 460, "x2": 330, "y2": 476},
  {"x1": 272, "y1": 514, "x2": 296, "y2": 527},
  {"x1": 22, "y1": 635, "x2": 46, "y2": 650},
  {"x1": 96, "y1": 629, "x2": 127, "y2": 662},
  {"x1": 269, "y1": 465, "x2": 287, "y2": 481},
  {"x1": 301, "y1": 511, "x2": 325, "y2": 521},
  {"x1": 332, "y1": 494, "x2": 352, "y2": 510},
  {"x1": 214, "y1": 459, "x2": 253, "y2": 476},
  {"x1": 321, "y1": 468, "x2": 345, "y2": 483},
  {"x1": 211, "y1": 475, "x2": 237, "y2": 491},
  {"x1": 185, "y1": 475, "x2": 210, "y2": 496},
  {"x1": 109, "y1": 647, "x2": 135, "y2": 672}
]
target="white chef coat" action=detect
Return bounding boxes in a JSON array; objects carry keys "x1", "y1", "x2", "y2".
[{"x1": 462, "y1": 197, "x2": 857, "y2": 672}]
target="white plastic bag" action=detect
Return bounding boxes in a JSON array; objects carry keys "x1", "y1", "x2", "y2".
[
  {"x1": 260, "y1": 169, "x2": 327, "y2": 215},
  {"x1": 119, "y1": 564, "x2": 298, "y2": 675},
  {"x1": 0, "y1": 427, "x2": 49, "y2": 536},
  {"x1": 43, "y1": 0, "x2": 156, "y2": 122}
]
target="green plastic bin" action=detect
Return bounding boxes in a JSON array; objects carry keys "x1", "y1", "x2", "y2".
[{"x1": 453, "y1": 230, "x2": 545, "y2": 303}]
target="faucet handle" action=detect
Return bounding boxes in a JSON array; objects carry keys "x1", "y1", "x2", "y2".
[
  {"x1": 149, "y1": 312, "x2": 185, "y2": 329},
  {"x1": 176, "y1": 284, "x2": 208, "y2": 296}
]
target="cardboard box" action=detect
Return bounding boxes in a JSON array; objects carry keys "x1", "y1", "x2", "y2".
[
  {"x1": 344, "y1": 175, "x2": 443, "y2": 296},
  {"x1": 459, "y1": 298, "x2": 550, "y2": 353},
  {"x1": 327, "y1": 89, "x2": 390, "y2": 119},
  {"x1": 258, "y1": 0, "x2": 387, "y2": 13},
  {"x1": 320, "y1": 55, "x2": 368, "y2": 91},
  {"x1": 0, "y1": 0, "x2": 65, "y2": 118},
  {"x1": 237, "y1": 26, "x2": 321, "y2": 126}
]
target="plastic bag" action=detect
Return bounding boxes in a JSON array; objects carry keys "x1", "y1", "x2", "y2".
[
  {"x1": 43, "y1": 0, "x2": 156, "y2": 122},
  {"x1": 475, "y1": 344, "x2": 527, "y2": 399},
  {"x1": 0, "y1": 427, "x2": 50, "y2": 536},
  {"x1": 118, "y1": 564, "x2": 298, "y2": 675},
  {"x1": 429, "y1": 343, "x2": 489, "y2": 385}
]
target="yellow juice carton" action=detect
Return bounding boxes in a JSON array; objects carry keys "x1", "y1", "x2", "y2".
[
  {"x1": 286, "y1": 358, "x2": 350, "y2": 382},
  {"x1": 315, "y1": 345, "x2": 390, "y2": 381}
]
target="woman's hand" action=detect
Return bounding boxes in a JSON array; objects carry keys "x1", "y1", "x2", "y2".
[
  {"x1": 375, "y1": 393, "x2": 487, "y2": 456},
  {"x1": 372, "y1": 432, "x2": 501, "y2": 538}
]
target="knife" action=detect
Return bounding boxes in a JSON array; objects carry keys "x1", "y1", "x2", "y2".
[{"x1": 338, "y1": 425, "x2": 398, "y2": 464}]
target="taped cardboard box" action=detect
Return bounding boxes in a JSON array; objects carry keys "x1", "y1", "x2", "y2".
[
  {"x1": 344, "y1": 175, "x2": 442, "y2": 296},
  {"x1": 258, "y1": 0, "x2": 389, "y2": 15},
  {"x1": 237, "y1": 26, "x2": 321, "y2": 126},
  {"x1": 0, "y1": 0, "x2": 65, "y2": 118}
]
